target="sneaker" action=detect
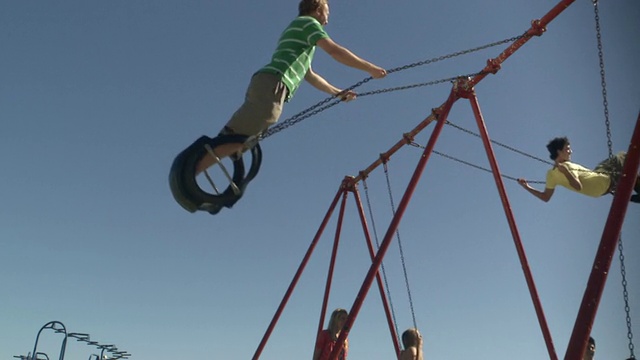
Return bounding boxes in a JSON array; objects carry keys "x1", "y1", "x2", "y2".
[{"x1": 630, "y1": 194, "x2": 640, "y2": 204}]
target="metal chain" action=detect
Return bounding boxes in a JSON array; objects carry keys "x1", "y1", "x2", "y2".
[
  {"x1": 444, "y1": 119, "x2": 621, "y2": 178},
  {"x1": 362, "y1": 178, "x2": 401, "y2": 342},
  {"x1": 383, "y1": 162, "x2": 418, "y2": 330},
  {"x1": 445, "y1": 120, "x2": 554, "y2": 166},
  {"x1": 385, "y1": 34, "x2": 529, "y2": 75},
  {"x1": 261, "y1": 98, "x2": 343, "y2": 138},
  {"x1": 593, "y1": 0, "x2": 613, "y2": 159},
  {"x1": 618, "y1": 236, "x2": 636, "y2": 359},
  {"x1": 358, "y1": 72, "x2": 486, "y2": 97},
  {"x1": 260, "y1": 33, "x2": 529, "y2": 139},
  {"x1": 593, "y1": 3, "x2": 635, "y2": 356},
  {"x1": 408, "y1": 141, "x2": 546, "y2": 184}
]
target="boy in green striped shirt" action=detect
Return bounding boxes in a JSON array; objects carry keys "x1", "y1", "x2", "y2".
[{"x1": 196, "y1": 0, "x2": 386, "y2": 173}]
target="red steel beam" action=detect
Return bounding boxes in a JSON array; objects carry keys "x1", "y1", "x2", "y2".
[
  {"x1": 255, "y1": 0, "x2": 584, "y2": 357},
  {"x1": 470, "y1": 0, "x2": 577, "y2": 87},
  {"x1": 564, "y1": 111, "x2": 640, "y2": 360},
  {"x1": 350, "y1": 0, "x2": 578, "y2": 187},
  {"x1": 466, "y1": 89, "x2": 558, "y2": 360},
  {"x1": 350, "y1": 182, "x2": 402, "y2": 356},
  {"x1": 316, "y1": 187, "x2": 350, "y2": 338},
  {"x1": 327, "y1": 89, "x2": 459, "y2": 360},
  {"x1": 252, "y1": 185, "x2": 345, "y2": 360}
]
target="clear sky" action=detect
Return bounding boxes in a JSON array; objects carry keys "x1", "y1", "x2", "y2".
[{"x1": 1, "y1": 1, "x2": 639, "y2": 360}]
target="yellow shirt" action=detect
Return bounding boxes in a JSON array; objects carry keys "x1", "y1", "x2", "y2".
[{"x1": 545, "y1": 162, "x2": 610, "y2": 197}]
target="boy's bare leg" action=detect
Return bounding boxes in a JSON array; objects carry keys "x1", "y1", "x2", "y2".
[{"x1": 195, "y1": 143, "x2": 244, "y2": 175}]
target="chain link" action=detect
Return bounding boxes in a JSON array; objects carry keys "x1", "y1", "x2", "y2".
[
  {"x1": 358, "y1": 72, "x2": 486, "y2": 97},
  {"x1": 593, "y1": 0, "x2": 613, "y2": 159},
  {"x1": 593, "y1": 3, "x2": 635, "y2": 357},
  {"x1": 408, "y1": 141, "x2": 546, "y2": 184},
  {"x1": 444, "y1": 120, "x2": 622, "y2": 179},
  {"x1": 362, "y1": 178, "x2": 401, "y2": 342},
  {"x1": 383, "y1": 163, "x2": 418, "y2": 330},
  {"x1": 445, "y1": 120, "x2": 554, "y2": 166},
  {"x1": 618, "y1": 236, "x2": 636, "y2": 359},
  {"x1": 385, "y1": 34, "x2": 529, "y2": 75},
  {"x1": 260, "y1": 33, "x2": 529, "y2": 139}
]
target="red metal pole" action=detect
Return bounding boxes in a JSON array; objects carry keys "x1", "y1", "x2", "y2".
[
  {"x1": 316, "y1": 186, "x2": 350, "y2": 338},
  {"x1": 327, "y1": 90, "x2": 459, "y2": 360},
  {"x1": 350, "y1": 182, "x2": 402, "y2": 356},
  {"x1": 465, "y1": 89, "x2": 558, "y2": 360},
  {"x1": 564, "y1": 111, "x2": 640, "y2": 360},
  {"x1": 252, "y1": 185, "x2": 345, "y2": 360},
  {"x1": 350, "y1": 0, "x2": 578, "y2": 186},
  {"x1": 470, "y1": 0, "x2": 577, "y2": 87}
]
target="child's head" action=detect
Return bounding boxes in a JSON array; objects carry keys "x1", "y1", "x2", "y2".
[
  {"x1": 328, "y1": 308, "x2": 348, "y2": 334},
  {"x1": 546, "y1": 136, "x2": 570, "y2": 160},
  {"x1": 401, "y1": 328, "x2": 422, "y2": 348}
]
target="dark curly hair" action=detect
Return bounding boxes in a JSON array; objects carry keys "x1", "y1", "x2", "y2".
[{"x1": 546, "y1": 136, "x2": 569, "y2": 160}]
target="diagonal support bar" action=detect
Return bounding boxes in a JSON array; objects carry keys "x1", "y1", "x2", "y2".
[
  {"x1": 252, "y1": 185, "x2": 345, "y2": 360},
  {"x1": 564, "y1": 111, "x2": 640, "y2": 360},
  {"x1": 350, "y1": 182, "x2": 402, "y2": 356},
  {"x1": 470, "y1": 0, "x2": 577, "y2": 87},
  {"x1": 465, "y1": 89, "x2": 558, "y2": 360},
  {"x1": 328, "y1": 89, "x2": 459, "y2": 360},
  {"x1": 316, "y1": 187, "x2": 350, "y2": 339}
]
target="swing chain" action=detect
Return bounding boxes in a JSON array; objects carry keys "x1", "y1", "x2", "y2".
[
  {"x1": 261, "y1": 98, "x2": 343, "y2": 139},
  {"x1": 362, "y1": 178, "x2": 402, "y2": 341},
  {"x1": 383, "y1": 163, "x2": 418, "y2": 330},
  {"x1": 445, "y1": 120, "x2": 554, "y2": 166},
  {"x1": 385, "y1": 33, "x2": 531, "y2": 74},
  {"x1": 261, "y1": 33, "x2": 531, "y2": 139},
  {"x1": 592, "y1": 0, "x2": 613, "y2": 158},
  {"x1": 593, "y1": 4, "x2": 635, "y2": 356},
  {"x1": 260, "y1": 71, "x2": 482, "y2": 139},
  {"x1": 358, "y1": 71, "x2": 486, "y2": 97},
  {"x1": 618, "y1": 237, "x2": 636, "y2": 359}
]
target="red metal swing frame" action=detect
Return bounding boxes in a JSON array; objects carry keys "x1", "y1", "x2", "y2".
[{"x1": 251, "y1": 0, "x2": 640, "y2": 359}]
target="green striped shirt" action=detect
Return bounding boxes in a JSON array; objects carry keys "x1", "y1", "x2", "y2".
[{"x1": 259, "y1": 16, "x2": 329, "y2": 101}]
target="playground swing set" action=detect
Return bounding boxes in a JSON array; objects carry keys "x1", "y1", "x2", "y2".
[{"x1": 168, "y1": 1, "x2": 637, "y2": 359}]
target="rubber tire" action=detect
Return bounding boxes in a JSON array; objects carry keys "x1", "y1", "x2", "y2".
[{"x1": 169, "y1": 135, "x2": 247, "y2": 214}]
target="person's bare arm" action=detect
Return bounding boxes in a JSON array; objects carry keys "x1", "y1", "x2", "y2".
[
  {"x1": 518, "y1": 178, "x2": 555, "y2": 202},
  {"x1": 557, "y1": 163, "x2": 582, "y2": 190},
  {"x1": 316, "y1": 38, "x2": 387, "y2": 78},
  {"x1": 399, "y1": 347, "x2": 417, "y2": 360},
  {"x1": 304, "y1": 67, "x2": 356, "y2": 101}
]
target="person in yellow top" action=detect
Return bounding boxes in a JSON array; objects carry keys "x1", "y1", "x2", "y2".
[{"x1": 518, "y1": 137, "x2": 640, "y2": 203}]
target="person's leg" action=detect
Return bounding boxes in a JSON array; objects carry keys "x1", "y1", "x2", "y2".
[
  {"x1": 195, "y1": 73, "x2": 286, "y2": 175},
  {"x1": 195, "y1": 142, "x2": 244, "y2": 174},
  {"x1": 630, "y1": 174, "x2": 640, "y2": 203}
]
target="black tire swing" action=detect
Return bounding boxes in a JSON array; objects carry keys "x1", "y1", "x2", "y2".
[{"x1": 169, "y1": 134, "x2": 262, "y2": 215}]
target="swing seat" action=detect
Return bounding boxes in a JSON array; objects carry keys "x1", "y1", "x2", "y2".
[{"x1": 169, "y1": 134, "x2": 262, "y2": 214}]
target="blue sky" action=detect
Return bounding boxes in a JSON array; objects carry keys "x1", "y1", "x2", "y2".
[{"x1": 1, "y1": 1, "x2": 639, "y2": 360}]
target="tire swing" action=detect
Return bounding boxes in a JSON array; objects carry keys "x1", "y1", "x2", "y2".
[{"x1": 169, "y1": 134, "x2": 262, "y2": 215}]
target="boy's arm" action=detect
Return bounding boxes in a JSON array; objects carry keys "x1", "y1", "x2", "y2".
[
  {"x1": 304, "y1": 67, "x2": 356, "y2": 101},
  {"x1": 557, "y1": 163, "x2": 583, "y2": 191},
  {"x1": 316, "y1": 38, "x2": 386, "y2": 78},
  {"x1": 518, "y1": 179, "x2": 555, "y2": 202}
]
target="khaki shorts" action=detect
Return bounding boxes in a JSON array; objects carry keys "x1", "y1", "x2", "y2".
[
  {"x1": 595, "y1": 151, "x2": 626, "y2": 193},
  {"x1": 223, "y1": 72, "x2": 288, "y2": 137}
]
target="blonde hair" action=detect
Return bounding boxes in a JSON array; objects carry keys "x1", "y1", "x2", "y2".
[{"x1": 327, "y1": 308, "x2": 348, "y2": 335}]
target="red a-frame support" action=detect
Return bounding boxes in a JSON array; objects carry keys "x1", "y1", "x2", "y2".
[{"x1": 250, "y1": 0, "x2": 640, "y2": 358}]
